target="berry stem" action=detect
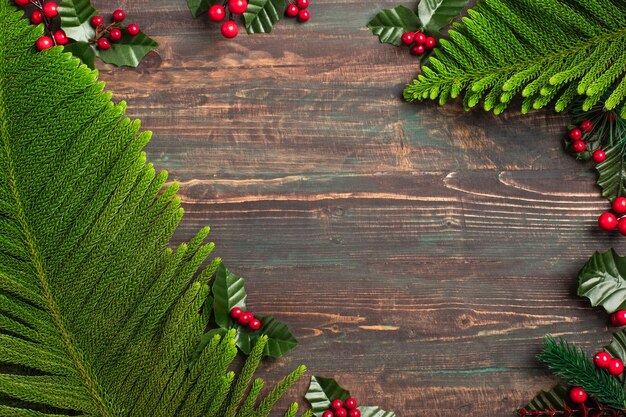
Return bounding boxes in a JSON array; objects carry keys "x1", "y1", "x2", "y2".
[{"x1": 31, "y1": 0, "x2": 57, "y2": 45}]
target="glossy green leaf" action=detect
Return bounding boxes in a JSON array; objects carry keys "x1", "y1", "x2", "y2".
[
  {"x1": 305, "y1": 376, "x2": 351, "y2": 417},
  {"x1": 63, "y1": 41, "x2": 96, "y2": 69},
  {"x1": 58, "y1": 0, "x2": 96, "y2": 42},
  {"x1": 578, "y1": 249, "x2": 626, "y2": 313},
  {"x1": 96, "y1": 31, "x2": 158, "y2": 67},
  {"x1": 367, "y1": 6, "x2": 421, "y2": 46},
  {"x1": 235, "y1": 315, "x2": 298, "y2": 358},
  {"x1": 187, "y1": 0, "x2": 221, "y2": 17},
  {"x1": 519, "y1": 385, "x2": 568, "y2": 414},
  {"x1": 244, "y1": 0, "x2": 286, "y2": 34},
  {"x1": 358, "y1": 406, "x2": 396, "y2": 417},
  {"x1": 417, "y1": 0, "x2": 468, "y2": 33},
  {"x1": 597, "y1": 143, "x2": 626, "y2": 201},
  {"x1": 212, "y1": 262, "x2": 247, "y2": 328},
  {"x1": 605, "y1": 329, "x2": 626, "y2": 363}
]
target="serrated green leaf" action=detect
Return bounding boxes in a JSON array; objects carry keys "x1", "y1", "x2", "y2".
[
  {"x1": 578, "y1": 249, "x2": 626, "y2": 313},
  {"x1": 418, "y1": 0, "x2": 468, "y2": 33},
  {"x1": 305, "y1": 376, "x2": 351, "y2": 417},
  {"x1": 358, "y1": 406, "x2": 396, "y2": 417},
  {"x1": 597, "y1": 143, "x2": 626, "y2": 200},
  {"x1": 367, "y1": 6, "x2": 421, "y2": 46},
  {"x1": 244, "y1": 0, "x2": 286, "y2": 34},
  {"x1": 235, "y1": 315, "x2": 298, "y2": 358},
  {"x1": 96, "y1": 31, "x2": 158, "y2": 67},
  {"x1": 63, "y1": 40, "x2": 96, "y2": 69},
  {"x1": 212, "y1": 263, "x2": 247, "y2": 328},
  {"x1": 58, "y1": 0, "x2": 96, "y2": 42}
]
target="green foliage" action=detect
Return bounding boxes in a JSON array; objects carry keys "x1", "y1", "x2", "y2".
[
  {"x1": 58, "y1": 0, "x2": 158, "y2": 68},
  {"x1": 0, "y1": 3, "x2": 302, "y2": 416},
  {"x1": 187, "y1": 0, "x2": 220, "y2": 17},
  {"x1": 518, "y1": 385, "x2": 569, "y2": 415},
  {"x1": 578, "y1": 249, "x2": 626, "y2": 313},
  {"x1": 537, "y1": 336, "x2": 626, "y2": 409},
  {"x1": 404, "y1": 0, "x2": 626, "y2": 116},
  {"x1": 244, "y1": 0, "x2": 286, "y2": 34},
  {"x1": 367, "y1": 6, "x2": 421, "y2": 46},
  {"x1": 418, "y1": 0, "x2": 468, "y2": 33}
]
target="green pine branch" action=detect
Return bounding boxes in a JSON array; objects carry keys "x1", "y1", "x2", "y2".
[{"x1": 404, "y1": 0, "x2": 626, "y2": 117}]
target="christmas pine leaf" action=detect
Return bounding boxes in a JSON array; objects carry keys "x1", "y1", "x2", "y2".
[
  {"x1": 305, "y1": 376, "x2": 351, "y2": 417},
  {"x1": 367, "y1": 6, "x2": 421, "y2": 46},
  {"x1": 418, "y1": 0, "x2": 469, "y2": 33},
  {"x1": 243, "y1": 0, "x2": 286, "y2": 34},
  {"x1": 63, "y1": 40, "x2": 96, "y2": 69},
  {"x1": 0, "y1": 4, "x2": 301, "y2": 416},
  {"x1": 404, "y1": 0, "x2": 626, "y2": 116},
  {"x1": 577, "y1": 249, "x2": 626, "y2": 313}
]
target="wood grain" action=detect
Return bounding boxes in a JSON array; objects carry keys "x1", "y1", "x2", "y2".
[{"x1": 94, "y1": 0, "x2": 626, "y2": 415}]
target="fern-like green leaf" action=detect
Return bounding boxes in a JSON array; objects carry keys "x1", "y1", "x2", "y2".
[
  {"x1": 404, "y1": 0, "x2": 626, "y2": 116},
  {"x1": 0, "y1": 3, "x2": 301, "y2": 416}
]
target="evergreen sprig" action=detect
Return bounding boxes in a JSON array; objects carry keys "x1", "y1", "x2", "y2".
[
  {"x1": 403, "y1": 0, "x2": 626, "y2": 117},
  {"x1": 537, "y1": 336, "x2": 626, "y2": 410}
]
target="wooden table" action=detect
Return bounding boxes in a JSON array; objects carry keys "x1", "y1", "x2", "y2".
[{"x1": 97, "y1": 0, "x2": 625, "y2": 415}]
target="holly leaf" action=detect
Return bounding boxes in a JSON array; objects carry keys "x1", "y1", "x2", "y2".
[
  {"x1": 518, "y1": 385, "x2": 569, "y2": 415},
  {"x1": 58, "y1": 0, "x2": 96, "y2": 42},
  {"x1": 235, "y1": 315, "x2": 298, "y2": 358},
  {"x1": 305, "y1": 376, "x2": 351, "y2": 417},
  {"x1": 244, "y1": 0, "x2": 286, "y2": 34},
  {"x1": 187, "y1": 0, "x2": 221, "y2": 17},
  {"x1": 577, "y1": 249, "x2": 626, "y2": 313},
  {"x1": 417, "y1": 0, "x2": 469, "y2": 33},
  {"x1": 367, "y1": 6, "x2": 421, "y2": 46},
  {"x1": 358, "y1": 406, "x2": 396, "y2": 417},
  {"x1": 97, "y1": 31, "x2": 158, "y2": 67},
  {"x1": 596, "y1": 143, "x2": 626, "y2": 201},
  {"x1": 63, "y1": 41, "x2": 96, "y2": 69},
  {"x1": 212, "y1": 262, "x2": 247, "y2": 328}
]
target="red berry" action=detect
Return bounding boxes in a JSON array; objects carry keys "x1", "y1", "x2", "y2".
[
  {"x1": 611, "y1": 310, "x2": 626, "y2": 327},
  {"x1": 414, "y1": 32, "x2": 426, "y2": 44},
  {"x1": 228, "y1": 0, "x2": 247, "y2": 14},
  {"x1": 569, "y1": 387, "x2": 587, "y2": 404},
  {"x1": 220, "y1": 20, "x2": 238, "y2": 38},
  {"x1": 31, "y1": 10, "x2": 43, "y2": 24},
  {"x1": 36, "y1": 35, "x2": 53, "y2": 51},
  {"x1": 14, "y1": 0, "x2": 29, "y2": 6},
  {"x1": 592, "y1": 149, "x2": 606, "y2": 163},
  {"x1": 599, "y1": 212, "x2": 618, "y2": 231},
  {"x1": 323, "y1": 412, "x2": 334, "y2": 417},
  {"x1": 345, "y1": 398, "x2": 357, "y2": 410},
  {"x1": 424, "y1": 36, "x2": 436, "y2": 49},
  {"x1": 230, "y1": 307, "x2": 243, "y2": 319},
  {"x1": 580, "y1": 120, "x2": 593, "y2": 133},
  {"x1": 297, "y1": 9, "x2": 310, "y2": 22},
  {"x1": 401, "y1": 32, "x2": 415, "y2": 46},
  {"x1": 609, "y1": 358, "x2": 624, "y2": 376},
  {"x1": 334, "y1": 408, "x2": 347, "y2": 417},
  {"x1": 249, "y1": 318, "x2": 261, "y2": 330},
  {"x1": 349, "y1": 410, "x2": 361, "y2": 417},
  {"x1": 112, "y1": 9, "x2": 125, "y2": 22},
  {"x1": 109, "y1": 28, "x2": 123, "y2": 41},
  {"x1": 42, "y1": 2, "x2": 58, "y2": 18},
  {"x1": 331, "y1": 400, "x2": 344, "y2": 411},
  {"x1": 91, "y1": 15, "x2": 104, "y2": 27},
  {"x1": 613, "y1": 197, "x2": 626, "y2": 215},
  {"x1": 594, "y1": 351, "x2": 612, "y2": 369},
  {"x1": 97, "y1": 38, "x2": 111, "y2": 50},
  {"x1": 412, "y1": 44, "x2": 425, "y2": 55},
  {"x1": 572, "y1": 140, "x2": 586, "y2": 153},
  {"x1": 208, "y1": 4, "x2": 226, "y2": 22},
  {"x1": 238, "y1": 311, "x2": 253, "y2": 325},
  {"x1": 569, "y1": 128, "x2": 583, "y2": 141},
  {"x1": 296, "y1": 0, "x2": 309, "y2": 8},
  {"x1": 286, "y1": 4, "x2": 299, "y2": 17},
  {"x1": 619, "y1": 219, "x2": 626, "y2": 236},
  {"x1": 126, "y1": 23, "x2": 140, "y2": 36},
  {"x1": 53, "y1": 30, "x2": 68, "y2": 45}
]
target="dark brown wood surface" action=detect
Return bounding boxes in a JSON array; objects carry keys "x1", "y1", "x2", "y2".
[{"x1": 95, "y1": 1, "x2": 626, "y2": 415}]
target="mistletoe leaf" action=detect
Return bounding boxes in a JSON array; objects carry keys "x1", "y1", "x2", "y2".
[
  {"x1": 417, "y1": 0, "x2": 468, "y2": 33},
  {"x1": 305, "y1": 376, "x2": 351, "y2": 417},
  {"x1": 577, "y1": 249, "x2": 626, "y2": 313},
  {"x1": 519, "y1": 385, "x2": 568, "y2": 414},
  {"x1": 63, "y1": 41, "x2": 96, "y2": 69},
  {"x1": 212, "y1": 263, "x2": 247, "y2": 328},
  {"x1": 187, "y1": 0, "x2": 221, "y2": 17},
  {"x1": 244, "y1": 0, "x2": 286, "y2": 34},
  {"x1": 96, "y1": 31, "x2": 158, "y2": 67},
  {"x1": 358, "y1": 406, "x2": 396, "y2": 417},
  {"x1": 235, "y1": 315, "x2": 298, "y2": 358},
  {"x1": 367, "y1": 6, "x2": 421, "y2": 46},
  {"x1": 58, "y1": 0, "x2": 96, "y2": 42},
  {"x1": 596, "y1": 143, "x2": 626, "y2": 201}
]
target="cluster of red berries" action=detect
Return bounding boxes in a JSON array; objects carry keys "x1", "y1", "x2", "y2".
[
  {"x1": 400, "y1": 30, "x2": 436, "y2": 56},
  {"x1": 89, "y1": 10, "x2": 140, "y2": 50},
  {"x1": 285, "y1": 0, "x2": 310, "y2": 23},
  {"x1": 597, "y1": 197, "x2": 626, "y2": 235},
  {"x1": 14, "y1": 0, "x2": 69, "y2": 49},
  {"x1": 322, "y1": 398, "x2": 360, "y2": 417},
  {"x1": 208, "y1": 0, "x2": 248, "y2": 39},
  {"x1": 230, "y1": 307, "x2": 262, "y2": 331},
  {"x1": 568, "y1": 120, "x2": 605, "y2": 162},
  {"x1": 568, "y1": 347, "x2": 626, "y2": 405}
]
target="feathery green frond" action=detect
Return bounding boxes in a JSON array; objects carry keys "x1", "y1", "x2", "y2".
[
  {"x1": 404, "y1": 0, "x2": 626, "y2": 116},
  {"x1": 0, "y1": 3, "x2": 302, "y2": 416}
]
